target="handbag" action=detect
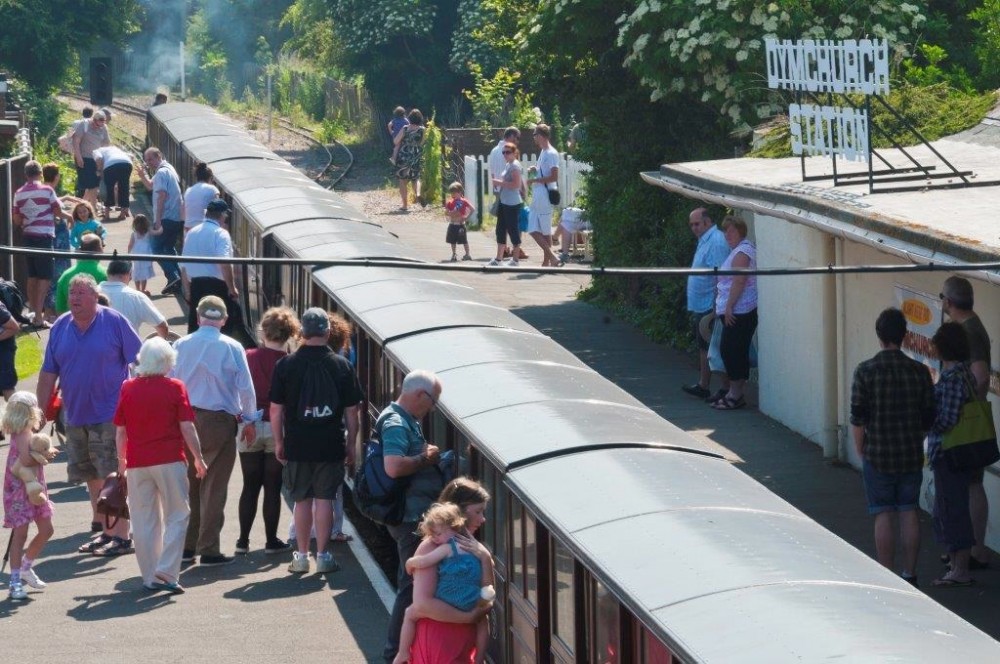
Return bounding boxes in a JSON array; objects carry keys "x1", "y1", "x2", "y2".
[
  {"x1": 548, "y1": 188, "x2": 561, "y2": 206},
  {"x1": 45, "y1": 384, "x2": 62, "y2": 422},
  {"x1": 96, "y1": 472, "x2": 130, "y2": 528},
  {"x1": 941, "y1": 373, "x2": 1000, "y2": 472},
  {"x1": 488, "y1": 198, "x2": 500, "y2": 217},
  {"x1": 518, "y1": 206, "x2": 529, "y2": 232}
]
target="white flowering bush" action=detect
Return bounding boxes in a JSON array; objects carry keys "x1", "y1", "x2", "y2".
[
  {"x1": 616, "y1": 0, "x2": 927, "y2": 126},
  {"x1": 328, "y1": 0, "x2": 438, "y2": 51}
]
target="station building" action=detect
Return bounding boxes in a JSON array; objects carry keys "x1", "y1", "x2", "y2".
[{"x1": 643, "y1": 112, "x2": 1000, "y2": 551}]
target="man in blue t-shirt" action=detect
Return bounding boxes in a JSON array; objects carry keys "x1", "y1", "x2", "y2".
[
  {"x1": 682, "y1": 207, "x2": 731, "y2": 402},
  {"x1": 380, "y1": 369, "x2": 444, "y2": 663}
]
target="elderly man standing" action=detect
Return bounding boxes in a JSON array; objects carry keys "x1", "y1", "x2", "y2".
[
  {"x1": 12, "y1": 160, "x2": 61, "y2": 328},
  {"x1": 99, "y1": 259, "x2": 169, "y2": 338},
  {"x1": 940, "y1": 276, "x2": 994, "y2": 569},
  {"x1": 381, "y1": 370, "x2": 446, "y2": 663},
  {"x1": 851, "y1": 307, "x2": 935, "y2": 586},
  {"x1": 180, "y1": 199, "x2": 239, "y2": 335},
  {"x1": 37, "y1": 273, "x2": 141, "y2": 556},
  {"x1": 71, "y1": 110, "x2": 110, "y2": 210},
  {"x1": 270, "y1": 308, "x2": 363, "y2": 575},
  {"x1": 681, "y1": 207, "x2": 731, "y2": 402},
  {"x1": 137, "y1": 147, "x2": 184, "y2": 295},
  {"x1": 173, "y1": 296, "x2": 257, "y2": 566}
]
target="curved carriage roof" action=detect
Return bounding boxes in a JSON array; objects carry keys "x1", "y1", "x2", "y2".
[
  {"x1": 237, "y1": 185, "x2": 346, "y2": 208},
  {"x1": 183, "y1": 136, "x2": 283, "y2": 165},
  {"x1": 148, "y1": 102, "x2": 221, "y2": 122},
  {"x1": 508, "y1": 448, "x2": 1000, "y2": 661},
  {"x1": 239, "y1": 202, "x2": 371, "y2": 228},
  {"x1": 155, "y1": 116, "x2": 247, "y2": 143}
]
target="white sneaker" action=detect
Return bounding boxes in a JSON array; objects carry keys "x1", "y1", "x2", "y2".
[
  {"x1": 316, "y1": 551, "x2": 340, "y2": 574},
  {"x1": 504, "y1": 258, "x2": 519, "y2": 266},
  {"x1": 9, "y1": 582, "x2": 27, "y2": 601},
  {"x1": 288, "y1": 551, "x2": 310, "y2": 574},
  {"x1": 487, "y1": 258, "x2": 501, "y2": 266},
  {"x1": 20, "y1": 568, "x2": 46, "y2": 589}
]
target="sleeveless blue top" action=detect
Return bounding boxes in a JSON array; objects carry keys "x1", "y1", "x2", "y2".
[{"x1": 434, "y1": 539, "x2": 482, "y2": 612}]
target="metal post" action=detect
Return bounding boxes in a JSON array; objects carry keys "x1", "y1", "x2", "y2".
[
  {"x1": 179, "y1": 42, "x2": 186, "y2": 100},
  {"x1": 866, "y1": 96, "x2": 873, "y2": 195},
  {"x1": 267, "y1": 70, "x2": 273, "y2": 145}
]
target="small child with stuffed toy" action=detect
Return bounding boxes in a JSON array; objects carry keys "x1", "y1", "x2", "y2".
[{"x1": 3, "y1": 392, "x2": 56, "y2": 601}]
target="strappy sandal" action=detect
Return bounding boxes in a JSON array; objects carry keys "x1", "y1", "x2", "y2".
[
  {"x1": 92, "y1": 536, "x2": 134, "y2": 557},
  {"x1": 78, "y1": 533, "x2": 113, "y2": 553},
  {"x1": 713, "y1": 395, "x2": 746, "y2": 410}
]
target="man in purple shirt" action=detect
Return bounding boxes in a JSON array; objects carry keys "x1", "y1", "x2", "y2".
[{"x1": 37, "y1": 273, "x2": 142, "y2": 557}]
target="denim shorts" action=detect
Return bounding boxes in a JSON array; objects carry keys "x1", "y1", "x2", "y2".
[{"x1": 862, "y1": 459, "x2": 923, "y2": 515}]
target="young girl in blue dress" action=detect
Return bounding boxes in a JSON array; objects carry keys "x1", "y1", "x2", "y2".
[{"x1": 393, "y1": 503, "x2": 493, "y2": 664}]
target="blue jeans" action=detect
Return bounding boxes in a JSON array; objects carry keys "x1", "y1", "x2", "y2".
[{"x1": 152, "y1": 219, "x2": 183, "y2": 282}]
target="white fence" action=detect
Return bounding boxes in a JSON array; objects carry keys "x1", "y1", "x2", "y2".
[{"x1": 463, "y1": 153, "x2": 591, "y2": 225}]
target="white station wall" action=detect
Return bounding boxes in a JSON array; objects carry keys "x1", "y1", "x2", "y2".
[{"x1": 753, "y1": 213, "x2": 838, "y2": 452}]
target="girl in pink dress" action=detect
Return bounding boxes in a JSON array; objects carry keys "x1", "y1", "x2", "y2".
[{"x1": 3, "y1": 392, "x2": 55, "y2": 601}]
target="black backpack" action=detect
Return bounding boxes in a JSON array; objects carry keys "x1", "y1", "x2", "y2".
[
  {"x1": 0, "y1": 279, "x2": 29, "y2": 325},
  {"x1": 295, "y1": 355, "x2": 340, "y2": 425}
]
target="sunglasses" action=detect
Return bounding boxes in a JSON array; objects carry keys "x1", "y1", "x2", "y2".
[{"x1": 502, "y1": 150, "x2": 514, "y2": 154}]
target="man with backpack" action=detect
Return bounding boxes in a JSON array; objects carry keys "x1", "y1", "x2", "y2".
[
  {"x1": 381, "y1": 370, "x2": 444, "y2": 663},
  {"x1": 270, "y1": 308, "x2": 362, "y2": 575},
  {"x1": 172, "y1": 296, "x2": 258, "y2": 567}
]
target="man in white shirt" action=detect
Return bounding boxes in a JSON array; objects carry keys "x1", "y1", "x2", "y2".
[
  {"x1": 99, "y1": 260, "x2": 169, "y2": 339},
  {"x1": 180, "y1": 199, "x2": 238, "y2": 335},
  {"x1": 173, "y1": 295, "x2": 257, "y2": 566},
  {"x1": 488, "y1": 127, "x2": 521, "y2": 200},
  {"x1": 526, "y1": 123, "x2": 561, "y2": 266}
]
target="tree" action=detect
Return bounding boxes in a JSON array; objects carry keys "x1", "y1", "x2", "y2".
[{"x1": 0, "y1": 0, "x2": 142, "y2": 90}]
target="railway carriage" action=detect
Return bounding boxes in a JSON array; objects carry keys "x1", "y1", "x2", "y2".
[{"x1": 147, "y1": 103, "x2": 1000, "y2": 662}]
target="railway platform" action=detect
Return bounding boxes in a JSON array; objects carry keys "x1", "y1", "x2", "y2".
[{"x1": 0, "y1": 203, "x2": 388, "y2": 662}]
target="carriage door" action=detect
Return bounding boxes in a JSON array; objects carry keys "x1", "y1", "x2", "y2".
[{"x1": 508, "y1": 495, "x2": 550, "y2": 663}]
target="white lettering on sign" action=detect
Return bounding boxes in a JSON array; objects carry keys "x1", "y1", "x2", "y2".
[
  {"x1": 788, "y1": 103, "x2": 869, "y2": 161},
  {"x1": 766, "y1": 39, "x2": 889, "y2": 95}
]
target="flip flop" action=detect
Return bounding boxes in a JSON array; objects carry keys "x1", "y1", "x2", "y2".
[
  {"x1": 932, "y1": 576, "x2": 975, "y2": 587},
  {"x1": 152, "y1": 580, "x2": 185, "y2": 595}
]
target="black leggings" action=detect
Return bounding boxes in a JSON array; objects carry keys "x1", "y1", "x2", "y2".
[
  {"x1": 238, "y1": 450, "x2": 283, "y2": 542},
  {"x1": 720, "y1": 309, "x2": 758, "y2": 381},
  {"x1": 496, "y1": 202, "x2": 522, "y2": 246}
]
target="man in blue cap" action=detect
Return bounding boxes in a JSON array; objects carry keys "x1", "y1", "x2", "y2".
[{"x1": 180, "y1": 198, "x2": 240, "y2": 335}]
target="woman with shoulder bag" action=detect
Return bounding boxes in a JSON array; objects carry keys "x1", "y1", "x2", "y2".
[{"x1": 928, "y1": 322, "x2": 979, "y2": 587}]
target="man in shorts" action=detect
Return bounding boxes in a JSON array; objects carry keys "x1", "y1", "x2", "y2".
[
  {"x1": 71, "y1": 110, "x2": 110, "y2": 210},
  {"x1": 525, "y1": 123, "x2": 562, "y2": 266},
  {"x1": 12, "y1": 160, "x2": 61, "y2": 328},
  {"x1": 37, "y1": 274, "x2": 141, "y2": 556},
  {"x1": 270, "y1": 308, "x2": 362, "y2": 575},
  {"x1": 940, "y1": 276, "x2": 993, "y2": 568},
  {"x1": 0, "y1": 300, "x2": 20, "y2": 398},
  {"x1": 173, "y1": 296, "x2": 258, "y2": 566},
  {"x1": 850, "y1": 307, "x2": 935, "y2": 585}
]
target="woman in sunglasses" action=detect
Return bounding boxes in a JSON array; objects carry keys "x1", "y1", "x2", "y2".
[{"x1": 488, "y1": 143, "x2": 524, "y2": 266}]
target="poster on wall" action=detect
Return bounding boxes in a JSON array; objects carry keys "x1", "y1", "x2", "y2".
[{"x1": 894, "y1": 283, "x2": 942, "y2": 379}]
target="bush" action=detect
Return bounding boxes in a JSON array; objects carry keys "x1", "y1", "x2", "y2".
[{"x1": 421, "y1": 120, "x2": 444, "y2": 206}]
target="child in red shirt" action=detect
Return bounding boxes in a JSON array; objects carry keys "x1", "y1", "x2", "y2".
[{"x1": 445, "y1": 182, "x2": 474, "y2": 262}]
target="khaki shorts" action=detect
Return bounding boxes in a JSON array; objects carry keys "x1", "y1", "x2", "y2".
[
  {"x1": 66, "y1": 421, "x2": 117, "y2": 483},
  {"x1": 283, "y1": 461, "x2": 344, "y2": 501},
  {"x1": 237, "y1": 420, "x2": 275, "y2": 454}
]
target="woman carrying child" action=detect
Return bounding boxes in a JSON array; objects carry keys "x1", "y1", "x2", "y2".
[
  {"x1": 3, "y1": 392, "x2": 55, "y2": 601},
  {"x1": 401, "y1": 478, "x2": 495, "y2": 664}
]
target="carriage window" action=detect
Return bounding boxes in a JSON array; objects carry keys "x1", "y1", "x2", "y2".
[
  {"x1": 525, "y1": 511, "x2": 537, "y2": 607},
  {"x1": 511, "y1": 499, "x2": 523, "y2": 593},
  {"x1": 551, "y1": 539, "x2": 575, "y2": 653},
  {"x1": 593, "y1": 579, "x2": 621, "y2": 664},
  {"x1": 637, "y1": 623, "x2": 673, "y2": 664},
  {"x1": 481, "y1": 466, "x2": 497, "y2": 551}
]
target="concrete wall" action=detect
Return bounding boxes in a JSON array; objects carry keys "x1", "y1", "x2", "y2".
[{"x1": 754, "y1": 218, "x2": 1000, "y2": 550}]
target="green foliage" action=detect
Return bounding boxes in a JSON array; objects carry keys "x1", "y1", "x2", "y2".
[
  {"x1": 14, "y1": 332, "x2": 42, "y2": 381},
  {"x1": 462, "y1": 64, "x2": 534, "y2": 128},
  {"x1": 421, "y1": 120, "x2": 445, "y2": 206},
  {"x1": 971, "y1": 0, "x2": 1000, "y2": 89},
  {"x1": 317, "y1": 114, "x2": 350, "y2": 143},
  {"x1": 550, "y1": 105, "x2": 564, "y2": 152},
  {"x1": 450, "y1": 0, "x2": 532, "y2": 76},
  {"x1": 281, "y1": 0, "x2": 345, "y2": 70},
  {"x1": 902, "y1": 44, "x2": 974, "y2": 90},
  {"x1": 0, "y1": 0, "x2": 141, "y2": 90},
  {"x1": 616, "y1": 0, "x2": 927, "y2": 128}
]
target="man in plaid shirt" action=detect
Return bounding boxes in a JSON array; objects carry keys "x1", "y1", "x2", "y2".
[{"x1": 850, "y1": 307, "x2": 935, "y2": 585}]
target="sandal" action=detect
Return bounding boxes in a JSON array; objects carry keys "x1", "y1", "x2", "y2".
[
  {"x1": 713, "y1": 395, "x2": 746, "y2": 410},
  {"x1": 78, "y1": 533, "x2": 113, "y2": 553},
  {"x1": 92, "y1": 536, "x2": 134, "y2": 557},
  {"x1": 932, "y1": 575, "x2": 975, "y2": 587},
  {"x1": 705, "y1": 388, "x2": 728, "y2": 405},
  {"x1": 330, "y1": 532, "x2": 354, "y2": 543}
]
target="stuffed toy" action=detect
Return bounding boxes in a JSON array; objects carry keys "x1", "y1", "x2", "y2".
[{"x1": 11, "y1": 433, "x2": 58, "y2": 506}]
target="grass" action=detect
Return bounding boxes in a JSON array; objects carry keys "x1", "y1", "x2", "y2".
[{"x1": 15, "y1": 332, "x2": 43, "y2": 380}]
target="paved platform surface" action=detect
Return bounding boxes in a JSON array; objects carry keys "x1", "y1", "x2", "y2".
[
  {"x1": 0, "y1": 205, "x2": 388, "y2": 663},
  {"x1": 368, "y1": 205, "x2": 1000, "y2": 641}
]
